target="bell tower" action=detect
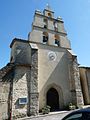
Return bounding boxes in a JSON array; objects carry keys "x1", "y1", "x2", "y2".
[{"x1": 28, "y1": 5, "x2": 71, "y2": 49}]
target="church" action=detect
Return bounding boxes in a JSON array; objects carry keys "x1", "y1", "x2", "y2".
[{"x1": 0, "y1": 5, "x2": 90, "y2": 119}]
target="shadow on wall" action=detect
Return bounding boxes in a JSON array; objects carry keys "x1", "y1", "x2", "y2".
[{"x1": 39, "y1": 51, "x2": 70, "y2": 111}]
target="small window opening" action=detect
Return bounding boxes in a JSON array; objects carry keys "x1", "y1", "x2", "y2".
[
  {"x1": 43, "y1": 36, "x2": 48, "y2": 42},
  {"x1": 54, "y1": 34, "x2": 60, "y2": 46},
  {"x1": 44, "y1": 25, "x2": 47, "y2": 28},
  {"x1": 43, "y1": 32, "x2": 48, "y2": 43},
  {"x1": 55, "y1": 39, "x2": 60, "y2": 46},
  {"x1": 44, "y1": 18, "x2": 48, "y2": 29},
  {"x1": 48, "y1": 12, "x2": 52, "y2": 17}
]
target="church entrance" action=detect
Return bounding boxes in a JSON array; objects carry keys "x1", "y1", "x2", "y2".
[{"x1": 46, "y1": 88, "x2": 59, "y2": 111}]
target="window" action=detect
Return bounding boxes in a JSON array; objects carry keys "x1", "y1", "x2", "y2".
[
  {"x1": 19, "y1": 97, "x2": 27, "y2": 105},
  {"x1": 64, "y1": 113, "x2": 82, "y2": 120},
  {"x1": 48, "y1": 12, "x2": 52, "y2": 17},
  {"x1": 43, "y1": 32, "x2": 48, "y2": 43},
  {"x1": 82, "y1": 113, "x2": 90, "y2": 120},
  {"x1": 54, "y1": 34, "x2": 60, "y2": 46},
  {"x1": 43, "y1": 36, "x2": 48, "y2": 42},
  {"x1": 43, "y1": 18, "x2": 48, "y2": 29},
  {"x1": 44, "y1": 25, "x2": 47, "y2": 28},
  {"x1": 55, "y1": 39, "x2": 60, "y2": 46}
]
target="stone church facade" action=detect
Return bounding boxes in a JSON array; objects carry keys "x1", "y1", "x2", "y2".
[{"x1": 0, "y1": 5, "x2": 90, "y2": 119}]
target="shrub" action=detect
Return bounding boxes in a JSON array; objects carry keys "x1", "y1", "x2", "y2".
[
  {"x1": 69, "y1": 103, "x2": 76, "y2": 110},
  {"x1": 42, "y1": 105, "x2": 51, "y2": 114}
]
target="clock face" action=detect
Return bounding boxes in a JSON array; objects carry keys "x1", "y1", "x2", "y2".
[{"x1": 48, "y1": 52, "x2": 56, "y2": 61}]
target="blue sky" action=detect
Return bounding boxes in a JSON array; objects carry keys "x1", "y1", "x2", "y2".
[{"x1": 0, "y1": 0, "x2": 90, "y2": 68}]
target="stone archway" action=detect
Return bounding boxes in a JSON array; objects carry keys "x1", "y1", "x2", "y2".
[
  {"x1": 46, "y1": 88, "x2": 59, "y2": 111},
  {"x1": 44, "y1": 83, "x2": 64, "y2": 110}
]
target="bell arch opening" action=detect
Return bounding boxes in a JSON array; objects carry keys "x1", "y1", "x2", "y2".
[{"x1": 46, "y1": 88, "x2": 59, "y2": 111}]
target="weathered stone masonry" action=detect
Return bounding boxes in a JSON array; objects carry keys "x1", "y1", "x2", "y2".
[
  {"x1": 29, "y1": 49, "x2": 39, "y2": 116},
  {"x1": 1, "y1": 5, "x2": 90, "y2": 120},
  {"x1": 0, "y1": 63, "x2": 14, "y2": 120},
  {"x1": 72, "y1": 56, "x2": 84, "y2": 106}
]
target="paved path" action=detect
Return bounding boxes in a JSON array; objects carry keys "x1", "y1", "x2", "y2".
[{"x1": 19, "y1": 111, "x2": 71, "y2": 120}]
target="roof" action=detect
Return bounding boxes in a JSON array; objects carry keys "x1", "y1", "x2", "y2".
[
  {"x1": 67, "y1": 49, "x2": 77, "y2": 56},
  {"x1": 79, "y1": 66, "x2": 90, "y2": 69},
  {"x1": 10, "y1": 38, "x2": 28, "y2": 48},
  {"x1": 0, "y1": 63, "x2": 14, "y2": 81},
  {"x1": 29, "y1": 43, "x2": 38, "y2": 49}
]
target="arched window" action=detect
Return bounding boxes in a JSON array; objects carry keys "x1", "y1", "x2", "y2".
[
  {"x1": 48, "y1": 12, "x2": 52, "y2": 17},
  {"x1": 54, "y1": 34, "x2": 60, "y2": 46},
  {"x1": 43, "y1": 32, "x2": 48, "y2": 43}
]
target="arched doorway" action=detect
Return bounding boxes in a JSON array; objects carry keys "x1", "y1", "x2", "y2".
[{"x1": 46, "y1": 88, "x2": 59, "y2": 111}]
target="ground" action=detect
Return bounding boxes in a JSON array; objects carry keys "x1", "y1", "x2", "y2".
[{"x1": 19, "y1": 111, "x2": 71, "y2": 120}]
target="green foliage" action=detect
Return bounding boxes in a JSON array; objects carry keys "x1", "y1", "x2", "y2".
[
  {"x1": 42, "y1": 105, "x2": 51, "y2": 114},
  {"x1": 69, "y1": 103, "x2": 76, "y2": 110}
]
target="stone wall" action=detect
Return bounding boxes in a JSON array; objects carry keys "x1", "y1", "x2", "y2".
[
  {"x1": 29, "y1": 9, "x2": 71, "y2": 49},
  {"x1": 38, "y1": 45, "x2": 72, "y2": 109},
  {"x1": 72, "y1": 56, "x2": 84, "y2": 107},
  {"x1": 29, "y1": 49, "x2": 39, "y2": 116},
  {"x1": 10, "y1": 40, "x2": 32, "y2": 119},
  {"x1": 67, "y1": 51, "x2": 84, "y2": 107},
  {"x1": 12, "y1": 65, "x2": 31, "y2": 119},
  {"x1": 79, "y1": 67, "x2": 90, "y2": 104},
  {"x1": 0, "y1": 83, "x2": 10, "y2": 120},
  {"x1": 86, "y1": 69, "x2": 90, "y2": 97},
  {"x1": 0, "y1": 63, "x2": 14, "y2": 120},
  {"x1": 10, "y1": 39, "x2": 31, "y2": 65}
]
